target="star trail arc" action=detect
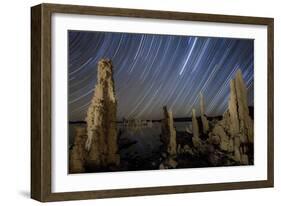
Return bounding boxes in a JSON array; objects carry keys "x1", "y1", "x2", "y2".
[{"x1": 68, "y1": 31, "x2": 254, "y2": 121}]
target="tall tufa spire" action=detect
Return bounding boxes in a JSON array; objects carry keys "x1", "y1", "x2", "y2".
[
  {"x1": 200, "y1": 92, "x2": 209, "y2": 134},
  {"x1": 85, "y1": 59, "x2": 120, "y2": 169}
]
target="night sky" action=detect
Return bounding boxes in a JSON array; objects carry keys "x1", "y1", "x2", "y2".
[{"x1": 68, "y1": 31, "x2": 254, "y2": 121}]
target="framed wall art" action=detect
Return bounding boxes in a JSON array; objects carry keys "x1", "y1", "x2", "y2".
[{"x1": 31, "y1": 3, "x2": 274, "y2": 202}]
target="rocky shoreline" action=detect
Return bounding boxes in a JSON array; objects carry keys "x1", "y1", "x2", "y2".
[{"x1": 69, "y1": 59, "x2": 254, "y2": 173}]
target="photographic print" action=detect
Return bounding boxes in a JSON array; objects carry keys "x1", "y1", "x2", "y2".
[
  {"x1": 31, "y1": 4, "x2": 274, "y2": 201},
  {"x1": 68, "y1": 31, "x2": 254, "y2": 173}
]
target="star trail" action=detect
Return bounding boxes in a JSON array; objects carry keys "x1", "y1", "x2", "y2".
[{"x1": 68, "y1": 30, "x2": 254, "y2": 121}]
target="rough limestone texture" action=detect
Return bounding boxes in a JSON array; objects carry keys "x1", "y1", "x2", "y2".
[
  {"x1": 209, "y1": 69, "x2": 253, "y2": 164},
  {"x1": 192, "y1": 109, "x2": 201, "y2": 148},
  {"x1": 69, "y1": 126, "x2": 87, "y2": 173},
  {"x1": 234, "y1": 70, "x2": 253, "y2": 143},
  {"x1": 85, "y1": 59, "x2": 120, "y2": 169},
  {"x1": 212, "y1": 124, "x2": 229, "y2": 151},
  {"x1": 200, "y1": 93, "x2": 209, "y2": 134},
  {"x1": 228, "y1": 80, "x2": 240, "y2": 136},
  {"x1": 227, "y1": 70, "x2": 253, "y2": 164},
  {"x1": 161, "y1": 106, "x2": 177, "y2": 156}
]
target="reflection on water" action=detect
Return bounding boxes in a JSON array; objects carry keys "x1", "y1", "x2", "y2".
[{"x1": 69, "y1": 121, "x2": 192, "y2": 160}]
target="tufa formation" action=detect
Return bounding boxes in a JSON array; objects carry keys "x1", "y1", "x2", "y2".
[
  {"x1": 200, "y1": 92, "x2": 209, "y2": 134},
  {"x1": 85, "y1": 59, "x2": 120, "y2": 169},
  {"x1": 159, "y1": 106, "x2": 178, "y2": 169},
  {"x1": 69, "y1": 63, "x2": 253, "y2": 172},
  {"x1": 191, "y1": 108, "x2": 201, "y2": 148},
  {"x1": 161, "y1": 106, "x2": 177, "y2": 156},
  {"x1": 69, "y1": 126, "x2": 87, "y2": 173},
  {"x1": 187, "y1": 69, "x2": 253, "y2": 166},
  {"x1": 208, "y1": 69, "x2": 253, "y2": 164}
]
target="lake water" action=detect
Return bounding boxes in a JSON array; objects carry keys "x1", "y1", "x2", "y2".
[{"x1": 69, "y1": 121, "x2": 192, "y2": 157}]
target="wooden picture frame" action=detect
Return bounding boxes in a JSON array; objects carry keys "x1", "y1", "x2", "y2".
[{"x1": 31, "y1": 3, "x2": 274, "y2": 202}]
